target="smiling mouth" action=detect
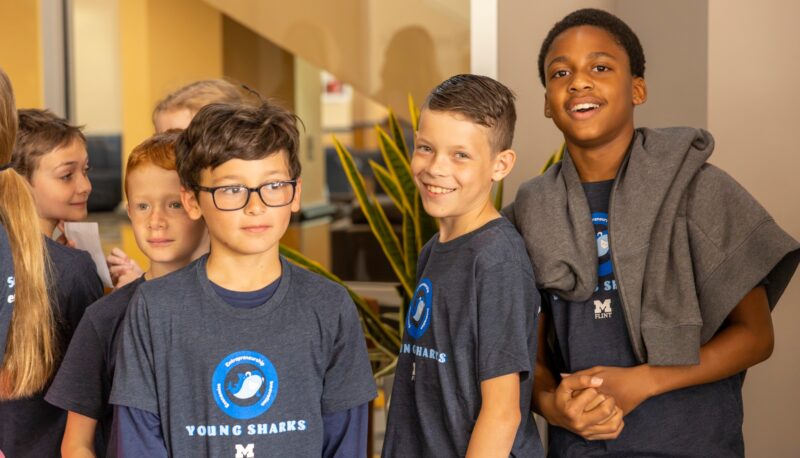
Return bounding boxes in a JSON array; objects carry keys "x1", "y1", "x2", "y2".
[
  {"x1": 570, "y1": 103, "x2": 600, "y2": 113},
  {"x1": 424, "y1": 184, "x2": 456, "y2": 195}
]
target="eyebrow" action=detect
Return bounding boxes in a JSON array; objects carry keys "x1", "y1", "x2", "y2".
[
  {"x1": 546, "y1": 51, "x2": 619, "y2": 70},
  {"x1": 54, "y1": 161, "x2": 79, "y2": 168},
  {"x1": 212, "y1": 171, "x2": 288, "y2": 184}
]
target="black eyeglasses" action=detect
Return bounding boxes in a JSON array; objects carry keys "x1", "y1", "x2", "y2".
[{"x1": 196, "y1": 180, "x2": 298, "y2": 211}]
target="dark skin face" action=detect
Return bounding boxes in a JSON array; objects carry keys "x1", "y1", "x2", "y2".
[{"x1": 543, "y1": 25, "x2": 647, "y2": 181}]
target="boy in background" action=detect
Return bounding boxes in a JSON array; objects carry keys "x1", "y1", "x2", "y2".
[
  {"x1": 46, "y1": 131, "x2": 207, "y2": 456},
  {"x1": 383, "y1": 74, "x2": 542, "y2": 457}
]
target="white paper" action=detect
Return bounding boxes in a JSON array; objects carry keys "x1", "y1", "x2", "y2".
[{"x1": 64, "y1": 222, "x2": 113, "y2": 288}]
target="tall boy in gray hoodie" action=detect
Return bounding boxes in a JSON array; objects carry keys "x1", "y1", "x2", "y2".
[{"x1": 506, "y1": 8, "x2": 800, "y2": 457}]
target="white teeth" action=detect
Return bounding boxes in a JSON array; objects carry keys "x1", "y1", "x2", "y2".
[
  {"x1": 425, "y1": 184, "x2": 455, "y2": 195},
  {"x1": 571, "y1": 103, "x2": 600, "y2": 112}
]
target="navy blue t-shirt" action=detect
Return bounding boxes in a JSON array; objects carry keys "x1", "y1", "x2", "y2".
[
  {"x1": 0, "y1": 223, "x2": 13, "y2": 367},
  {"x1": 0, "y1": 238, "x2": 104, "y2": 456},
  {"x1": 545, "y1": 180, "x2": 745, "y2": 458},
  {"x1": 115, "y1": 271, "x2": 371, "y2": 458},
  {"x1": 46, "y1": 275, "x2": 146, "y2": 457}
]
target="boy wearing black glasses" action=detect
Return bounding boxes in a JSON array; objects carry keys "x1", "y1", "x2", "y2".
[{"x1": 110, "y1": 102, "x2": 376, "y2": 457}]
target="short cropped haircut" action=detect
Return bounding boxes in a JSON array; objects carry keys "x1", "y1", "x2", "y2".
[
  {"x1": 153, "y1": 79, "x2": 247, "y2": 125},
  {"x1": 422, "y1": 74, "x2": 517, "y2": 151},
  {"x1": 124, "y1": 130, "x2": 181, "y2": 198},
  {"x1": 12, "y1": 109, "x2": 86, "y2": 179},
  {"x1": 538, "y1": 8, "x2": 646, "y2": 86},
  {"x1": 176, "y1": 102, "x2": 302, "y2": 191}
]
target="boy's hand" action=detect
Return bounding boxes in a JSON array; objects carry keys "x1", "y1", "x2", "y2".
[
  {"x1": 55, "y1": 221, "x2": 77, "y2": 248},
  {"x1": 542, "y1": 374, "x2": 624, "y2": 440},
  {"x1": 572, "y1": 365, "x2": 657, "y2": 415},
  {"x1": 107, "y1": 247, "x2": 144, "y2": 287}
]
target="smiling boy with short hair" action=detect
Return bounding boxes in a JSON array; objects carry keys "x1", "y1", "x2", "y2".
[
  {"x1": 382, "y1": 74, "x2": 542, "y2": 458},
  {"x1": 507, "y1": 8, "x2": 800, "y2": 456}
]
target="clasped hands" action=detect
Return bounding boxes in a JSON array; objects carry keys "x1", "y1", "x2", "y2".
[{"x1": 542, "y1": 364, "x2": 657, "y2": 440}]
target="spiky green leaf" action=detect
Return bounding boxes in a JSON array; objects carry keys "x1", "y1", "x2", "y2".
[
  {"x1": 408, "y1": 93, "x2": 420, "y2": 132},
  {"x1": 493, "y1": 179, "x2": 505, "y2": 210},
  {"x1": 376, "y1": 127, "x2": 416, "y2": 209},
  {"x1": 402, "y1": 208, "x2": 417, "y2": 281},
  {"x1": 388, "y1": 110, "x2": 410, "y2": 159},
  {"x1": 370, "y1": 160, "x2": 411, "y2": 213},
  {"x1": 541, "y1": 142, "x2": 566, "y2": 174},
  {"x1": 333, "y1": 136, "x2": 413, "y2": 297}
]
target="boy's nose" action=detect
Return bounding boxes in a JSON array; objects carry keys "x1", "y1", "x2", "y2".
[
  {"x1": 244, "y1": 190, "x2": 267, "y2": 215},
  {"x1": 569, "y1": 71, "x2": 594, "y2": 93},
  {"x1": 77, "y1": 173, "x2": 92, "y2": 195},
  {"x1": 148, "y1": 208, "x2": 167, "y2": 229},
  {"x1": 427, "y1": 153, "x2": 449, "y2": 176}
]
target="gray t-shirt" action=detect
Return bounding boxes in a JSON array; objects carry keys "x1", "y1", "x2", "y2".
[
  {"x1": 0, "y1": 223, "x2": 13, "y2": 366},
  {"x1": 383, "y1": 218, "x2": 543, "y2": 458},
  {"x1": 110, "y1": 256, "x2": 377, "y2": 458},
  {"x1": 546, "y1": 180, "x2": 745, "y2": 457}
]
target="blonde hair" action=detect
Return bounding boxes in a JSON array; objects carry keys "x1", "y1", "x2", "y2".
[
  {"x1": 152, "y1": 79, "x2": 250, "y2": 124},
  {"x1": 0, "y1": 68, "x2": 58, "y2": 399}
]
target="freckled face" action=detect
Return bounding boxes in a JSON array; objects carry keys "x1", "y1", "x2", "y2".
[{"x1": 126, "y1": 164, "x2": 206, "y2": 268}]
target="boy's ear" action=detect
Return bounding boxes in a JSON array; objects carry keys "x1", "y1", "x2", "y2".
[
  {"x1": 491, "y1": 149, "x2": 517, "y2": 182},
  {"x1": 632, "y1": 77, "x2": 648, "y2": 106},
  {"x1": 544, "y1": 94, "x2": 553, "y2": 118},
  {"x1": 180, "y1": 186, "x2": 204, "y2": 221},
  {"x1": 290, "y1": 178, "x2": 302, "y2": 213}
]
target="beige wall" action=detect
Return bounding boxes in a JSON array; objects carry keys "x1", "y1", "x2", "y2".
[
  {"x1": 707, "y1": 1, "x2": 800, "y2": 456},
  {"x1": 0, "y1": 0, "x2": 43, "y2": 108},
  {"x1": 202, "y1": 0, "x2": 468, "y2": 120},
  {"x1": 73, "y1": 0, "x2": 123, "y2": 134}
]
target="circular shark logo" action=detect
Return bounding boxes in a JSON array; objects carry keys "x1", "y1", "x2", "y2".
[
  {"x1": 406, "y1": 278, "x2": 432, "y2": 340},
  {"x1": 212, "y1": 350, "x2": 278, "y2": 420}
]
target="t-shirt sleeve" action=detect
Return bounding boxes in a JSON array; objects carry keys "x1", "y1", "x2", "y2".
[
  {"x1": 321, "y1": 403, "x2": 369, "y2": 458},
  {"x1": 476, "y1": 260, "x2": 538, "y2": 383},
  {"x1": 114, "y1": 405, "x2": 167, "y2": 458},
  {"x1": 687, "y1": 165, "x2": 800, "y2": 340},
  {"x1": 0, "y1": 223, "x2": 14, "y2": 366},
  {"x1": 320, "y1": 290, "x2": 377, "y2": 415},
  {"x1": 45, "y1": 312, "x2": 107, "y2": 418},
  {"x1": 110, "y1": 291, "x2": 159, "y2": 414}
]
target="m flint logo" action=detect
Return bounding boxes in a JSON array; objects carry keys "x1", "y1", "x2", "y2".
[
  {"x1": 235, "y1": 443, "x2": 255, "y2": 458},
  {"x1": 594, "y1": 299, "x2": 612, "y2": 319}
]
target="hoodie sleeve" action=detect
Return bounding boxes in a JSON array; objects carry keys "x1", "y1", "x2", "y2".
[{"x1": 686, "y1": 164, "x2": 800, "y2": 343}]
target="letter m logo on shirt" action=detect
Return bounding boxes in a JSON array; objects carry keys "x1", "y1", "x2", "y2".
[
  {"x1": 235, "y1": 443, "x2": 255, "y2": 458},
  {"x1": 593, "y1": 299, "x2": 613, "y2": 319}
]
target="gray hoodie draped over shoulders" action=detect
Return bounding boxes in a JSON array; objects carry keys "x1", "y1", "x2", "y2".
[{"x1": 507, "y1": 127, "x2": 799, "y2": 365}]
